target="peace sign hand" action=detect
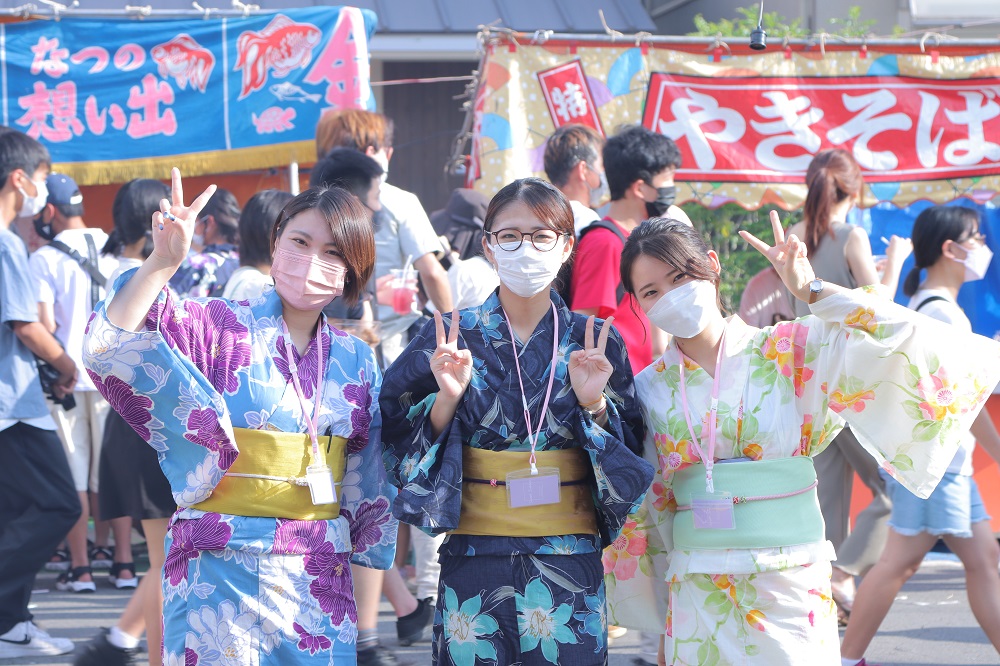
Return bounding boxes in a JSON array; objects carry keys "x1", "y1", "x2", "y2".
[
  {"x1": 429, "y1": 310, "x2": 473, "y2": 401},
  {"x1": 739, "y1": 210, "x2": 816, "y2": 303},
  {"x1": 569, "y1": 315, "x2": 615, "y2": 408},
  {"x1": 149, "y1": 167, "x2": 218, "y2": 269}
]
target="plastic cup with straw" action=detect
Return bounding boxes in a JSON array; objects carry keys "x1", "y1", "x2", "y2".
[{"x1": 390, "y1": 255, "x2": 418, "y2": 315}]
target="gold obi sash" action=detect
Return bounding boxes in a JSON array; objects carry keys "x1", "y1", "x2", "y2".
[
  {"x1": 452, "y1": 447, "x2": 599, "y2": 537},
  {"x1": 193, "y1": 427, "x2": 347, "y2": 521}
]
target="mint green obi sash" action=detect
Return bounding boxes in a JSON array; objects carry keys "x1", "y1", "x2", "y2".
[{"x1": 672, "y1": 457, "x2": 825, "y2": 550}]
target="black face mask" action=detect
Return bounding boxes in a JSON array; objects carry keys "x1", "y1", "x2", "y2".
[
  {"x1": 33, "y1": 212, "x2": 56, "y2": 241},
  {"x1": 644, "y1": 185, "x2": 677, "y2": 219}
]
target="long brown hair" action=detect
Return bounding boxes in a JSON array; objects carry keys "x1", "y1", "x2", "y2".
[
  {"x1": 803, "y1": 149, "x2": 863, "y2": 255},
  {"x1": 270, "y1": 187, "x2": 375, "y2": 306}
]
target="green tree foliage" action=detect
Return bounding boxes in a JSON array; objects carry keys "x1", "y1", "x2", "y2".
[
  {"x1": 678, "y1": 203, "x2": 803, "y2": 313},
  {"x1": 828, "y1": 6, "x2": 878, "y2": 38},
  {"x1": 690, "y1": 4, "x2": 875, "y2": 39}
]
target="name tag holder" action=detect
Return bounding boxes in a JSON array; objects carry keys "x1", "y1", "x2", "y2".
[
  {"x1": 506, "y1": 466, "x2": 561, "y2": 508},
  {"x1": 691, "y1": 491, "x2": 736, "y2": 530}
]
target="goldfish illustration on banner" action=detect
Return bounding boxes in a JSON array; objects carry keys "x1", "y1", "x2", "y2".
[
  {"x1": 151, "y1": 34, "x2": 214, "y2": 93},
  {"x1": 235, "y1": 14, "x2": 321, "y2": 99}
]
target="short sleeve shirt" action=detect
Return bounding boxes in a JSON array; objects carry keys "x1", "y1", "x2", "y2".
[
  {"x1": 375, "y1": 183, "x2": 441, "y2": 323},
  {"x1": 0, "y1": 229, "x2": 50, "y2": 420},
  {"x1": 570, "y1": 218, "x2": 651, "y2": 375}
]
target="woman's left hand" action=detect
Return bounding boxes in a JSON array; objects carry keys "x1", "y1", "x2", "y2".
[
  {"x1": 569, "y1": 315, "x2": 615, "y2": 408},
  {"x1": 740, "y1": 210, "x2": 816, "y2": 302}
]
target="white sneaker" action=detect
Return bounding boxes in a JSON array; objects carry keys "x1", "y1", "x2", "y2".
[
  {"x1": 55, "y1": 568, "x2": 97, "y2": 593},
  {"x1": 0, "y1": 621, "x2": 74, "y2": 657},
  {"x1": 108, "y1": 563, "x2": 138, "y2": 590}
]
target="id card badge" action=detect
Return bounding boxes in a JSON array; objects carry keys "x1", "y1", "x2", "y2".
[
  {"x1": 306, "y1": 464, "x2": 338, "y2": 505},
  {"x1": 506, "y1": 466, "x2": 561, "y2": 509},
  {"x1": 691, "y1": 492, "x2": 735, "y2": 530}
]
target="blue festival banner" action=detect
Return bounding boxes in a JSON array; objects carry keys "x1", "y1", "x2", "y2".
[{"x1": 1, "y1": 6, "x2": 376, "y2": 184}]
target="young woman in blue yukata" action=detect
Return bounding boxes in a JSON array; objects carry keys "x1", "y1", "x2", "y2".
[
  {"x1": 380, "y1": 177, "x2": 655, "y2": 665},
  {"x1": 84, "y1": 169, "x2": 396, "y2": 665}
]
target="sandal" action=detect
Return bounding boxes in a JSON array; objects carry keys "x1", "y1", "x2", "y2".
[
  {"x1": 56, "y1": 566, "x2": 96, "y2": 593},
  {"x1": 44, "y1": 547, "x2": 70, "y2": 572},
  {"x1": 89, "y1": 545, "x2": 114, "y2": 570},
  {"x1": 109, "y1": 562, "x2": 138, "y2": 590}
]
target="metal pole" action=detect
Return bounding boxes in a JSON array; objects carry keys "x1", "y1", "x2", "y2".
[{"x1": 289, "y1": 161, "x2": 299, "y2": 195}]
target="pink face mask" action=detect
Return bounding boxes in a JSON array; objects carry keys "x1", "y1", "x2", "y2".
[{"x1": 270, "y1": 246, "x2": 347, "y2": 311}]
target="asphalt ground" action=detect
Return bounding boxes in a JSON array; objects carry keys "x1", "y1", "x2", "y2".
[{"x1": 3, "y1": 552, "x2": 997, "y2": 665}]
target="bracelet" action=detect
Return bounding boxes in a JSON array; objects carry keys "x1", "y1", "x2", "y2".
[{"x1": 579, "y1": 395, "x2": 605, "y2": 412}]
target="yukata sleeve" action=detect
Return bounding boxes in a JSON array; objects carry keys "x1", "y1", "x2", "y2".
[
  {"x1": 790, "y1": 287, "x2": 1000, "y2": 498},
  {"x1": 379, "y1": 312, "x2": 465, "y2": 534},
  {"x1": 82, "y1": 268, "x2": 245, "y2": 507},
  {"x1": 568, "y1": 324, "x2": 655, "y2": 549},
  {"x1": 604, "y1": 382, "x2": 673, "y2": 634},
  {"x1": 342, "y1": 349, "x2": 398, "y2": 569}
]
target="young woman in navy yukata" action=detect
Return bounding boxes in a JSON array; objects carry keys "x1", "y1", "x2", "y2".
[
  {"x1": 84, "y1": 169, "x2": 396, "y2": 665},
  {"x1": 380, "y1": 177, "x2": 655, "y2": 665}
]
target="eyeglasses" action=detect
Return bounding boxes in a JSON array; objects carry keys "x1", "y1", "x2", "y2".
[{"x1": 488, "y1": 228, "x2": 567, "y2": 252}]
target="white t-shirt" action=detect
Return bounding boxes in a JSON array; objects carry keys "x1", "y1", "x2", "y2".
[
  {"x1": 222, "y1": 266, "x2": 273, "y2": 301},
  {"x1": 376, "y1": 182, "x2": 443, "y2": 323},
  {"x1": 570, "y1": 200, "x2": 600, "y2": 237},
  {"x1": 908, "y1": 287, "x2": 976, "y2": 475},
  {"x1": 29, "y1": 229, "x2": 119, "y2": 392},
  {"x1": 447, "y1": 256, "x2": 500, "y2": 311}
]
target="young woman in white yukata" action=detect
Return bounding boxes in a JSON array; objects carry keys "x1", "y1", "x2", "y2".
[
  {"x1": 603, "y1": 213, "x2": 1000, "y2": 666},
  {"x1": 83, "y1": 169, "x2": 397, "y2": 665}
]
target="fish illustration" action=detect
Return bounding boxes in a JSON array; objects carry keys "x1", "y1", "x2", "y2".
[
  {"x1": 252, "y1": 106, "x2": 296, "y2": 134},
  {"x1": 270, "y1": 82, "x2": 321, "y2": 103},
  {"x1": 235, "y1": 14, "x2": 322, "y2": 99},
  {"x1": 151, "y1": 34, "x2": 215, "y2": 93}
]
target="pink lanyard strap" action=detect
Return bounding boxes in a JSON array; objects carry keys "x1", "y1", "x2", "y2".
[
  {"x1": 675, "y1": 328, "x2": 727, "y2": 493},
  {"x1": 502, "y1": 302, "x2": 559, "y2": 474},
  {"x1": 281, "y1": 320, "x2": 326, "y2": 465}
]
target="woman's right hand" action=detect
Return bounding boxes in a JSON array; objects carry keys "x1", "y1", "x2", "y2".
[
  {"x1": 149, "y1": 167, "x2": 217, "y2": 269},
  {"x1": 430, "y1": 310, "x2": 473, "y2": 401}
]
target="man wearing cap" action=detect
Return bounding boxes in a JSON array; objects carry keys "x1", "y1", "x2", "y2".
[{"x1": 28, "y1": 173, "x2": 135, "y2": 594}]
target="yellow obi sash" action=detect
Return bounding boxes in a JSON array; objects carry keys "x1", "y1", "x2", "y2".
[
  {"x1": 193, "y1": 427, "x2": 347, "y2": 521},
  {"x1": 452, "y1": 447, "x2": 598, "y2": 537},
  {"x1": 672, "y1": 457, "x2": 824, "y2": 550}
]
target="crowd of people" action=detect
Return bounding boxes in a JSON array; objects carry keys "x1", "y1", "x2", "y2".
[{"x1": 0, "y1": 111, "x2": 998, "y2": 666}]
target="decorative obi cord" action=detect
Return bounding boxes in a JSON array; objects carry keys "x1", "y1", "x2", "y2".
[
  {"x1": 453, "y1": 447, "x2": 599, "y2": 537},
  {"x1": 193, "y1": 427, "x2": 347, "y2": 521},
  {"x1": 672, "y1": 457, "x2": 824, "y2": 550}
]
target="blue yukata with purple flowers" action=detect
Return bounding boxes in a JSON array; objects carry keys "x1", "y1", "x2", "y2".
[
  {"x1": 83, "y1": 271, "x2": 396, "y2": 665},
  {"x1": 380, "y1": 290, "x2": 655, "y2": 666},
  {"x1": 170, "y1": 243, "x2": 240, "y2": 297}
]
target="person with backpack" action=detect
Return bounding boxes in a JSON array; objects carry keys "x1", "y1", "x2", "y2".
[
  {"x1": 570, "y1": 125, "x2": 689, "y2": 375},
  {"x1": 840, "y1": 205, "x2": 1000, "y2": 665},
  {"x1": 28, "y1": 173, "x2": 136, "y2": 593}
]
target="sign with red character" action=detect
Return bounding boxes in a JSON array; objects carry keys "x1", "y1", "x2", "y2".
[
  {"x1": 642, "y1": 72, "x2": 1000, "y2": 183},
  {"x1": 2, "y1": 7, "x2": 376, "y2": 184},
  {"x1": 537, "y1": 60, "x2": 604, "y2": 137}
]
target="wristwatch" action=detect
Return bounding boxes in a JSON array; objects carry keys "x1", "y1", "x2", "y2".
[{"x1": 808, "y1": 278, "x2": 824, "y2": 304}]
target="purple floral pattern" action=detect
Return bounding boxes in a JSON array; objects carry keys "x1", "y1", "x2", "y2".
[
  {"x1": 185, "y1": 648, "x2": 198, "y2": 666},
  {"x1": 272, "y1": 331, "x2": 331, "y2": 400},
  {"x1": 344, "y1": 369, "x2": 372, "y2": 453},
  {"x1": 293, "y1": 623, "x2": 332, "y2": 655},
  {"x1": 184, "y1": 408, "x2": 238, "y2": 470},
  {"x1": 164, "y1": 514, "x2": 233, "y2": 586},
  {"x1": 89, "y1": 373, "x2": 155, "y2": 440},
  {"x1": 342, "y1": 497, "x2": 391, "y2": 554},
  {"x1": 304, "y1": 545, "x2": 356, "y2": 625},
  {"x1": 273, "y1": 519, "x2": 327, "y2": 556}
]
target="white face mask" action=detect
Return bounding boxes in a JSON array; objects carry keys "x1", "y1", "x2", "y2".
[
  {"x1": 18, "y1": 177, "x2": 48, "y2": 218},
  {"x1": 588, "y1": 169, "x2": 610, "y2": 208},
  {"x1": 953, "y1": 243, "x2": 993, "y2": 282},
  {"x1": 490, "y1": 237, "x2": 567, "y2": 298},
  {"x1": 373, "y1": 151, "x2": 389, "y2": 183},
  {"x1": 645, "y1": 279, "x2": 718, "y2": 339}
]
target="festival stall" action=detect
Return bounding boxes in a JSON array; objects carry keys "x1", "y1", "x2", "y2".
[
  {"x1": 1, "y1": 4, "x2": 376, "y2": 231},
  {"x1": 455, "y1": 27, "x2": 1000, "y2": 528}
]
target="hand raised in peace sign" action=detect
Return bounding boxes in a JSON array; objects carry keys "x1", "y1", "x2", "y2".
[
  {"x1": 569, "y1": 315, "x2": 615, "y2": 408},
  {"x1": 429, "y1": 310, "x2": 473, "y2": 401},
  {"x1": 149, "y1": 167, "x2": 217, "y2": 269},
  {"x1": 739, "y1": 210, "x2": 817, "y2": 303}
]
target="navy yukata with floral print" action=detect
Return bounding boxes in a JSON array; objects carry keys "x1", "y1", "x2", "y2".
[{"x1": 380, "y1": 289, "x2": 655, "y2": 666}]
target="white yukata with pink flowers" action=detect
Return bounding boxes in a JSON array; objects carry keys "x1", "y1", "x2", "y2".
[
  {"x1": 83, "y1": 269, "x2": 396, "y2": 666},
  {"x1": 605, "y1": 287, "x2": 1000, "y2": 666}
]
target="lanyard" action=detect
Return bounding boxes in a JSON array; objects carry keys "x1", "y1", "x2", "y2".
[
  {"x1": 502, "y1": 302, "x2": 559, "y2": 475},
  {"x1": 675, "y1": 328, "x2": 727, "y2": 494},
  {"x1": 281, "y1": 320, "x2": 326, "y2": 465}
]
